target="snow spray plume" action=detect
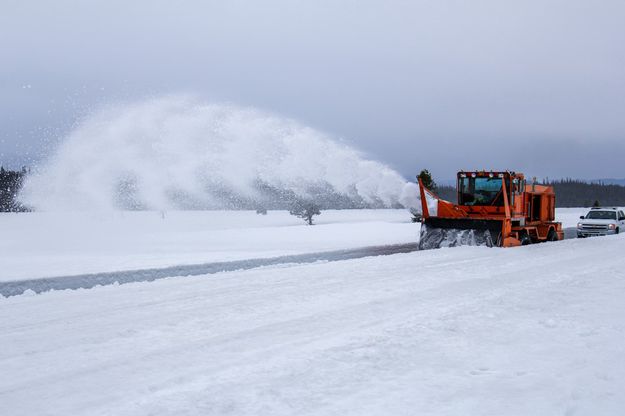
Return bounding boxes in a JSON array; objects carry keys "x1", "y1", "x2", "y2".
[{"x1": 20, "y1": 96, "x2": 420, "y2": 211}]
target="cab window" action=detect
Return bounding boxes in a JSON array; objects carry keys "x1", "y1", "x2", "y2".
[{"x1": 585, "y1": 211, "x2": 617, "y2": 220}]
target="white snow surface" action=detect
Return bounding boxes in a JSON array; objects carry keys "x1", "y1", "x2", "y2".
[
  {"x1": 2, "y1": 207, "x2": 624, "y2": 415},
  {"x1": 556, "y1": 207, "x2": 592, "y2": 228},
  {"x1": 0, "y1": 209, "x2": 415, "y2": 281},
  {"x1": 0, "y1": 208, "x2": 586, "y2": 282}
]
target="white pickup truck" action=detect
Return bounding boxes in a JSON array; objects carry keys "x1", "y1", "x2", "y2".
[{"x1": 577, "y1": 207, "x2": 625, "y2": 237}]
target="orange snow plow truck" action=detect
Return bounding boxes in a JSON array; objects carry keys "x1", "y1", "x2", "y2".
[{"x1": 418, "y1": 171, "x2": 563, "y2": 249}]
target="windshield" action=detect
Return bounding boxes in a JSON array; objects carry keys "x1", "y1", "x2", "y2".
[
  {"x1": 459, "y1": 177, "x2": 508, "y2": 206},
  {"x1": 585, "y1": 211, "x2": 617, "y2": 220}
]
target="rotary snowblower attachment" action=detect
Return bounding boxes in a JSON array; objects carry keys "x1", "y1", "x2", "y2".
[
  {"x1": 417, "y1": 171, "x2": 563, "y2": 250},
  {"x1": 418, "y1": 218, "x2": 499, "y2": 249}
]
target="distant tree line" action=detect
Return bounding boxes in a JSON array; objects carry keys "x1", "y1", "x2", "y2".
[
  {"x1": 545, "y1": 178, "x2": 625, "y2": 207},
  {"x1": 0, "y1": 167, "x2": 29, "y2": 212}
]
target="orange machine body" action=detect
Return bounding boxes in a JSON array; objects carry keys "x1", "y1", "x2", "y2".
[{"x1": 419, "y1": 171, "x2": 563, "y2": 247}]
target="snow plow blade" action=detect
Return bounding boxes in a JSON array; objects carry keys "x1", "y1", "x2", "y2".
[{"x1": 418, "y1": 217, "x2": 503, "y2": 250}]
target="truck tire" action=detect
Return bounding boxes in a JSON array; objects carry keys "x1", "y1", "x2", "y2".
[
  {"x1": 547, "y1": 228, "x2": 558, "y2": 242},
  {"x1": 495, "y1": 232, "x2": 503, "y2": 247},
  {"x1": 519, "y1": 231, "x2": 531, "y2": 246}
]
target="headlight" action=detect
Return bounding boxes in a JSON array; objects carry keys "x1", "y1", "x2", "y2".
[
  {"x1": 608, "y1": 224, "x2": 616, "y2": 230},
  {"x1": 577, "y1": 223, "x2": 583, "y2": 229}
]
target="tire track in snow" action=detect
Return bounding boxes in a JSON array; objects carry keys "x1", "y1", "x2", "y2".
[{"x1": 0, "y1": 243, "x2": 419, "y2": 297}]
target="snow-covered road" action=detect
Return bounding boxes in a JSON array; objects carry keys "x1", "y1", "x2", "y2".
[
  {"x1": 2, "y1": 234, "x2": 624, "y2": 415},
  {"x1": 0, "y1": 243, "x2": 419, "y2": 297}
]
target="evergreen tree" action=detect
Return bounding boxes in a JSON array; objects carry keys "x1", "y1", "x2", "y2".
[
  {"x1": 417, "y1": 169, "x2": 437, "y2": 192},
  {"x1": 410, "y1": 169, "x2": 439, "y2": 223},
  {"x1": 0, "y1": 166, "x2": 29, "y2": 212}
]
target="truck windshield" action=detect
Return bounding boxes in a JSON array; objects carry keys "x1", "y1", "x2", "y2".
[
  {"x1": 585, "y1": 211, "x2": 617, "y2": 220},
  {"x1": 459, "y1": 177, "x2": 508, "y2": 206}
]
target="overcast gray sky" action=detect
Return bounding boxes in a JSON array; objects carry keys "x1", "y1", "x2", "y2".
[{"x1": 1, "y1": 0, "x2": 624, "y2": 181}]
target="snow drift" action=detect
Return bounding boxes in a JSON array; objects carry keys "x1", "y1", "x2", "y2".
[{"x1": 20, "y1": 96, "x2": 419, "y2": 211}]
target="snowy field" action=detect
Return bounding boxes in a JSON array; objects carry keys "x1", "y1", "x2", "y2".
[
  {"x1": 0, "y1": 208, "x2": 586, "y2": 282},
  {"x1": 554, "y1": 207, "x2": 591, "y2": 229},
  {"x1": 0, "y1": 209, "x2": 416, "y2": 281},
  {"x1": 2, "y1": 227, "x2": 625, "y2": 415}
]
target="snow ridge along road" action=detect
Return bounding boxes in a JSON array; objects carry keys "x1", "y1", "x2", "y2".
[{"x1": 0, "y1": 243, "x2": 418, "y2": 297}]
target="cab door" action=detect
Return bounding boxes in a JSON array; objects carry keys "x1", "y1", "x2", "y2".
[{"x1": 619, "y1": 210, "x2": 625, "y2": 231}]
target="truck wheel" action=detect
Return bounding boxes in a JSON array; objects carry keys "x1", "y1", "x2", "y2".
[
  {"x1": 547, "y1": 228, "x2": 558, "y2": 242},
  {"x1": 519, "y1": 231, "x2": 531, "y2": 246},
  {"x1": 617, "y1": 228, "x2": 620, "y2": 235},
  {"x1": 494, "y1": 232, "x2": 503, "y2": 247}
]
